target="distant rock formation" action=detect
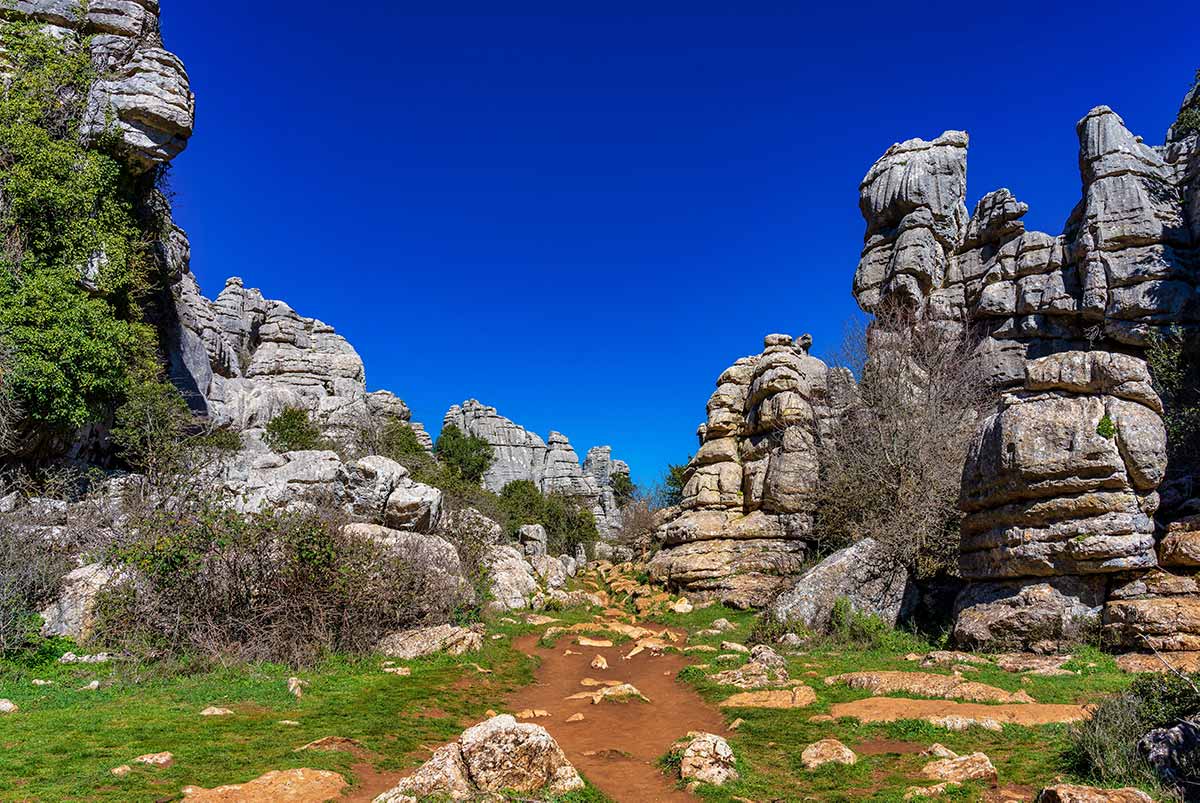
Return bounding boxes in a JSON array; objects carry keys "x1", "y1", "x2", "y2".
[
  {"x1": 170, "y1": 275, "x2": 431, "y2": 448},
  {"x1": 648, "y1": 334, "x2": 850, "y2": 608},
  {"x1": 853, "y1": 90, "x2": 1199, "y2": 650},
  {"x1": 443, "y1": 400, "x2": 627, "y2": 536},
  {"x1": 3, "y1": 0, "x2": 195, "y2": 170}
]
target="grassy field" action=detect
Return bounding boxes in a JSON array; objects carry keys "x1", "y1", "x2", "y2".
[{"x1": 0, "y1": 570, "x2": 1149, "y2": 802}]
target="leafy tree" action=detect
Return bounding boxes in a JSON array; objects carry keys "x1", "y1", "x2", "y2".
[
  {"x1": 660, "y1": 461, "x2": 690, "y2": 507},
  {"x1": 434, "y1": 424, "x2": 494, "y2": 486},
  {"x1": 263, "y1": 407, "x2": 324, "y2": 453},
  {"x1": 498, "y1": 480, "x2": 599, "y2": 556},
  {"x1": 610, "y1": 471, "x2": 635, "y2": 508},
  {"x1": 0, "y1": 21, "x2": 160, "y2": 441}
]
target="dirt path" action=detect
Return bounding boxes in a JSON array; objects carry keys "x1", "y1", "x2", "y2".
[{"x1": 507, "y1": 627, "x2": 728, "y2": 803}]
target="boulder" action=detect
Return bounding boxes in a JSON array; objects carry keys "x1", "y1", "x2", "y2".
[
  {"x1": 674, "y1": 732, "x2": 739, "y2": 786},
  {"x1": 483, "y1": 545, "x2": 538, "y2": 611},
  {"x1": 374, "y1": 743, "x2": 472, "y2": 801},
  {"x1": 920, "y1": 752, "x2": 997, "y2": 783},
  {"x1": 532, "y1": 554, "x2": 567, "y2": 590},
  {"x1": 1036, "y1": 785, "x2": 1152, "y2": 803},
  {"x1": 377, "y1": 624, "x2": 483, "y2": 660},
  {"x1": 953, "y1": 577, "x2": 1105, "y2": 652},
  {"x1": 440, "y1": 507, "x2": 504, "y2": 545},
  {"x1": 519, "y1": 524, "x2": 548, "y2": 559},
  {"x1": 770, "y1": 538, "x2": 914, "y2": 631},
  {"x1": 800, "y1": 738, "x2": 857, "y2": 769},
  {"x1": 432, "y1": 714, "x2": 584, "y2": 797},
  {"x1": 384, "y1": 481, "x2": 443, "y2": 533},
  {"x1": 39, "y1": 563, "x2": 113, "y2": 640}
]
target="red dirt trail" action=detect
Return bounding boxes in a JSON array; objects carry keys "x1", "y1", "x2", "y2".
[{"x1": 506, "y1": 628, "x2": 729, "y2": 803}]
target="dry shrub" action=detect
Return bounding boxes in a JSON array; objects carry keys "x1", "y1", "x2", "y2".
[
  {"x1": 614, "y1": 494, "x2": 659, "y2": 558},
  {"x1": 818, "y1": 303, "x2": 993, "y2": 577},
  {"x1": 94, "y1": 502, "x2": 471, "y2": 666}
]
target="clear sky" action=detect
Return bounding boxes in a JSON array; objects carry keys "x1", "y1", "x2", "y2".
[{"x1": 161, "y1": 2, "x2": 1196, "y2": 485}]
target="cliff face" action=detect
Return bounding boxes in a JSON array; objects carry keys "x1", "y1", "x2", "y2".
[{"x1": 854, "y1": 104, "x2": 1200, "y2": 386}]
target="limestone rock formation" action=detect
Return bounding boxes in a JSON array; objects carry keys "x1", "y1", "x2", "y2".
[
  {"x1": 649, "y1": 334, "x2": 847, "y2": 607},
  {"x1": 167, "y1": 275, "x2": 432, "y2": 449},
  {"x1": 443, "y1": 399, "x2": 629, "y2": 536},
  {"x1": 953, "y1": 351, "x2": 1167, "y2": 649},
  {"x1": 854, "y1": 105, "x2": 1200, "y2": 381},
  {"x1": 854, "y1": 92, "x2": 1200, "y2": 651},
  {"x1": 3, "y1": 0, "x2": 196, "y2": 170}
]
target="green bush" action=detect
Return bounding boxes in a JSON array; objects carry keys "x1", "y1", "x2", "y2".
[
  {"x1": 380, "y1": 418, "x2": 426, "y2": 459},
  {"x1": 1096, "y1": 414, "x2": 1117, "y2": 439},
  {"x1": 498, "y1": 479, "x2": 599, "y2": 556},
  {"x1": 1147, "y1": 326, "x2": 1200, "y2": 475},
  {"x1": 434, "y1": 424, "x2": 494, "y2": 485},
  {"x1": 659, "y1": 461, "x2": 689, "y2": 507},
  {"x1": 611, "y1": 471, "x2": 635, "y2": 508},
  {"x1": 263, "y1": 407, "x2": 324, "y2": 453},
  {"x1": 1175, "y1": 68, "x2": 1200, "y2": 136},
  {"x1": 0, "y1": 20, "x2": 161, "y2": 439},
  {"x1": 1069, "y1": 670, "x2": 1200, "y2": 793}
]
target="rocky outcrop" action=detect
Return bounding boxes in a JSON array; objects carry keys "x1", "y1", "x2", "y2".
[
  {"x1": 854, "y1": 93, "x2": 1200, "y2": 650},
  {"x1": 443, "y1": 399, "x2": 629, "y2": 537},
  {"x1": 649, "y1": 334, "x2": 847, "y2": 607},
  {"x1": 167, "y1": 275, "x2": 432, "y2": 448},
  {"x1": 854, "y1": 104, "x2": 1200, "y2": 383},
  {"x1": 3, "y1": 0, "x2": 196, "y2": 171}
]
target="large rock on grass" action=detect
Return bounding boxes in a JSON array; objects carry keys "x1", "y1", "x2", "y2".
[{"x1": 770, "y1": 538, "x2": 914, "y2": 631}]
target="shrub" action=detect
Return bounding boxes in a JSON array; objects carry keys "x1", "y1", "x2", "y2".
[
  {"x1": 659, "y1": 462, "x2": 689, "y2": 508},
  {"x1": 498, "y1": 479, "x2": 598, "y2": 557},
  {"x1": 1096, "y1": 414, "x2": 1117, "y2": 439},
  {"x1": 381, "y1": 418, "x2": 426, "y2": 459},
  {"x1": 0, "y1": 513, "x2": 73, "y2": 654},
  {"x1": 95, "y1": 505, "x2": 470, "y2": 666},
  {"x1": 1069, "y1": 671, "x2": 1200, "y2": 794},
  {"x1": 1147, "y1": 326, "x2": 1200, "y2": 478},
  {"x1": 613, "y1": 494, "x2": 659, "y2": 557},
  {"x1": 818, "y1": 302, "x2": 993, "y2": 578},
  {"x1": 1175, "y1": 69, "x2": 1200, "y2": 136},
  {"x1": 263, "y1": 406, "x2": 324, "y2": 453},
  {"x1": 611, "y1": 471, "x2": 635, "y2": 508},
  {"x1": 434, "y1": 424, "x2": 494, "y2": 486},
  {"x1": 111, "y1": 378, "x2": 193, "y2": 472}
]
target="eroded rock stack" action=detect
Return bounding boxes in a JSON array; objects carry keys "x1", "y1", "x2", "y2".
[
  {"x1": 954, "y1": 351, "x2": 1167, "y2": 650},
  {"x1": 443, "y1": 400, "x2": 628, "y2": 536},
  {"x1": 853, "y1": 90, "x2": 1200, "y2": 650},
  {"x1": 648, "y1": 334, "x2": 844, "y2": 608}
]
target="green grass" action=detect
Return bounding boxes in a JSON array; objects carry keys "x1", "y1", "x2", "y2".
[
  {"x1": 0, "y1": 610, "x2": 610, "y2": 801},
  {"x1": 662, "y1": 606, "x2": 1143, "y2": 802}
]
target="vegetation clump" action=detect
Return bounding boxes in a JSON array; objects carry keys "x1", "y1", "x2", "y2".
[
  {"x1": 1175, "y1": 68, "x2": 1200, "y2": 136},
  {"x1": 434, "y1": 423, "x2": 494, "y2": 485},
  {"x1": 498, "y1": 479, "x2": 599, "y2": 557},
  {"x1": 0, "y1": 21, "x2": 163, "y2": 448},
  {"x1": 263, "y1": 406, "x2": 325, "y2": 453}
]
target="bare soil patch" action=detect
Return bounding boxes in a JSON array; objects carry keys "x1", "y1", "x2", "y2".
[{"x1": 508, "y1": 627, "x2": 727, "y2": 802}]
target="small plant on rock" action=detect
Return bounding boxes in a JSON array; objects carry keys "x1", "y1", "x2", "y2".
[
  {"x1": 1096, "y1": 414, "x2": 1117, "y2": 439},
  {"x1": 263, "y1": 406, "x2": 324, "y2": 453}
]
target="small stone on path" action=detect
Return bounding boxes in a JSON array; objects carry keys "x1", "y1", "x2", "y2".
[
  {"x1": 578, "y1": 637, "x2": 613, "y2": 647},
  {"x1": 383, "y1": 666, "x2": 411, "y2": 676},
  {"x1": 721, "y1": 641, "x2": 749, "y2": 654},
  {"x1": 566, "y1": 713, "x2": 585, "y2": 722},
  {"x1": 200, "y1": 706, "x2": 234, "y2": 716},
  {"x1": 0, "y1": 699, "x2": 17, "y2": 714},
  {"x1": 590, "y1": 655, "x2": 608, "y2": 670}
]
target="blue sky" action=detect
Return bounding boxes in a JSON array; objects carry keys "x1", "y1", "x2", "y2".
[{"x1": 162, "y1": 2, "x2": 1196, "y2": 485}]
